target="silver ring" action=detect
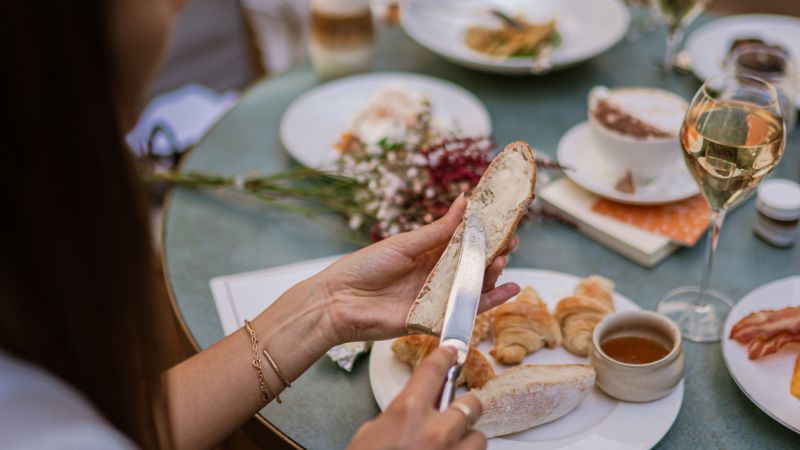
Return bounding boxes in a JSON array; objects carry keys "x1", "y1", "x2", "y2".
[{"x1": 449, "y1": 401, "x2": 474, "y2": 429}]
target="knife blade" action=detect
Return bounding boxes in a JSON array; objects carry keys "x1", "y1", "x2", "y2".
[{"x1": 437, "y1": 210, "x2": 486, "y2": 411}]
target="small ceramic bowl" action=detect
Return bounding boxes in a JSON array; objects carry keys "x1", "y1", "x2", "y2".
[
  {"x1": 589, "y1": 310, "x2": 685, "y2": 402},
  {"x1": 587, "y1": 86, "x2": 687, "y2": 183}
]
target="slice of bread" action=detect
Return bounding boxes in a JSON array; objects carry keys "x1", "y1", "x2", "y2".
[
  {"x1": 405, "y1": 141, "x2": 537, "y2": 335},
  {"x1": 473, "y1": 364, "x2": 596, "y2": 438}
]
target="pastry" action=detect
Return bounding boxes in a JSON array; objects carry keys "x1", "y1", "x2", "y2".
[
  {"x1": 489, "y1": 287, "x2": 561, "y2": 365},
  {"x1": 472, "y1": 311, "x2": 494, "y2": 344},
  {"x1": 554, "y1": 276, "x2": 615, "y2": 357},
  {"x1": 391, "y1": 335, "x2": 495, "y2": 389}
]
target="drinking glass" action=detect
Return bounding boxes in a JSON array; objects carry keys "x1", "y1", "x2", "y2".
[
  {"x1": 726, "y1": 44, "x2": 798, "y2": 132},
  {"x1": 623, "y1": 0, "x2": 656, "y2": 41},
  {"x1": 657, "y1": 75, "x2": 787, "y2": 342},
  {"x1": 649, "y1": 0, "x2": 710, "y2": 71}
]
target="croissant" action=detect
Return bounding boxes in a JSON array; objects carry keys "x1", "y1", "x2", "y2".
[
  {"x1": 472, "y1": 311, "x2": 494, "y2": 344},
  {"x1": 555, "y1": 276, "x2": 615, "y2": 356},
  {"x1": 391, "y1": 335, "x2": 495, "y2": 389},
  {"x1": 489, "y1": 286, "x2": 562, "y2": 365}
]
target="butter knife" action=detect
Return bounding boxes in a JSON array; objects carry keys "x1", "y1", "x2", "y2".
[{"x1": 437, "y1": 211, "x2": 486, "y2": 412}]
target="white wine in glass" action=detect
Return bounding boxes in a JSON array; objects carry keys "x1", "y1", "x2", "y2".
[
  {"x1": 650, "y1": 0, "x2": 710, "y2": 71},
  {"x1": 657, "y1": 75, "x2": 786, "y2": 342}
]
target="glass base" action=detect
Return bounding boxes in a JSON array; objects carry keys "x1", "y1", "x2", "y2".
[{"x1": 657, "y1": 287, "x2": 733, "y2": 343}]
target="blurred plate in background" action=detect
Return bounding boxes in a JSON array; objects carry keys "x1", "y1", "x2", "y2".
[
  {"x1": 686, "y1": 14, "x2": 800, "y2": 109},
  {"x1": 401, "y1": 0, "x2": 629, "y2": 75},
  {"x1": 280, "y1": 72, "x2": 491, "y2": 168}
]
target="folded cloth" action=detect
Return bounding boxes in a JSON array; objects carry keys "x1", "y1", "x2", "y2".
[
  {"x1": 326, "y1": 342, "x2": 372, "y2": 372},
  {"x1": 126, "y1": 84, "x2": 238, "y2": 157},
  {"x1": 592, "y1": 195, "x2": 710, "y2": 246}
]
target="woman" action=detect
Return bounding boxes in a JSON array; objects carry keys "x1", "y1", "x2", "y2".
[{"x1": 0, "y1": 0, "x2": 521, "y2": 449}]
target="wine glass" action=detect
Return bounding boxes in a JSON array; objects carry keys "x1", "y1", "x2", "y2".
[
  {"x1": 657, "y1": 75, "x2": 787, "y2": 342},
  {"x1": 649, "y1": 0, "x2": 710, "y2": 71},
  {"x1": 623, "y1": 0, "x2": 656, "y2": 41}
]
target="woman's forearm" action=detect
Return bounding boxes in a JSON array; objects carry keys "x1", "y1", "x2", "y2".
[{"x1": 164, "y1": 277, "x2": 336, "y2": 450}]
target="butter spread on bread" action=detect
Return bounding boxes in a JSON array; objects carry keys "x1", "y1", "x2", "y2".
[{"x1": 405, "y1": 141, "x2": 537, "y2": 335}]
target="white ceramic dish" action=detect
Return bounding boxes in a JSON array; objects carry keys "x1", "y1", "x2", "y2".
[
  {"x1": 587, "y1": 87, "x2": 687, "y2": 183},
  {"x1": 401, "y1": 0, "x2": 629, "y2": 75},
  {"x1": 369, "y1": 268, "x2": 684, "y2": 450},
  {"x1": 721, "y1": 276, "x2": 800, "y2": 434},
  {"x1": 279, "y1": 72, "x2": 491, "y2": 168},
  {"x1": 557, "y1": 122, "x2": 699, "y2": 205},
  {"x1": 685, "y1": 14, "x2": 800, "y2": 109}
]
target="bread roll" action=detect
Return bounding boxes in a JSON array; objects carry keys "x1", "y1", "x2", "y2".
[
  {"x1": 473, "y1": 364, "x2": 595, "y2": 438},
  {"x1": 406, "y1": 141, "x2": 537, "y2": 335}
]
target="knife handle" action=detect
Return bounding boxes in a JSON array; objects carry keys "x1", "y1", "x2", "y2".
[{"x1": 437, "y1": 363, "x2": 463, "y2": 412}]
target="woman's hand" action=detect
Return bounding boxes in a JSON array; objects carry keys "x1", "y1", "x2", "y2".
[
  {"x1": 348, "y1": 348, "x2": 487, "y2": 450},
  {"x1": 317, "y1": 194, "x2": 521, "y2": 345}
]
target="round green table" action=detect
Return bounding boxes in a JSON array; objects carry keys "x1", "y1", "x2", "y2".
[{"x1": 163, "y1": 19, "x2": 800, "y2": 450}]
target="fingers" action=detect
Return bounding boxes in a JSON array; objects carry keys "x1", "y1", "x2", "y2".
[
  {"x1": 500, "y1": 235, "x2": 519, "y2": 257},
  {"x1": 454, "y1": 431, "x2": 488, "y2": 450},
  {"x1": 387, "y1": 194, "x2": 467, "y2": 258},
  {"x1": 477, "y1": 282, "x2": 520, "y2": 313},
  {"x1": 437, "y1": 394, "x2": 483, "y2": 441},
  {"x1": 401, "y1": 347, "x2": 458, "y2": 403},
  {"x1": 482, "y1": 235, "x2": 518, "y2": 292},
  {"x1": 481, "y1": 256, "x2": 506, "y2": 292}
]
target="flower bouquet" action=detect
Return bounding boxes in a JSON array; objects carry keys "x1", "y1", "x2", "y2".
[{"x1": 151, "y1": 86, "x2": 559, "y2": 243}]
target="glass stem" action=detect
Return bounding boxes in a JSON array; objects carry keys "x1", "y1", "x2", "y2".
[
  {"x1": 696, "y1": 208, "x2": 726, "y2": 305},
  {"x1": 663, "y1": 25, "x2": 684, "y2": 71}
]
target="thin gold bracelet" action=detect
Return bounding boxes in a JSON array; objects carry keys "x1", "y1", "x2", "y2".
[
  {"x1": 243, "y1": 320, "x2": 281, "y2": 404},
  {"x1": 263, "y1": 347, "x2": 291, "y2": 389}
]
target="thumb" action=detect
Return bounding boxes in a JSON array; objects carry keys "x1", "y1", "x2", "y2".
[{"x1": 387, "y1": 194, "x2": 467, "y2": 257}]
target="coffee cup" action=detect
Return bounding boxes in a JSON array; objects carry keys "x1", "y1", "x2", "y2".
[{"x1": 588, "y1": 86, "x2": 688, "y2": 184}]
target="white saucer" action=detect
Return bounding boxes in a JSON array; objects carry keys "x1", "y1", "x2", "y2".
[
  {"x1": 280, "y1": 72, "x2": 491, "y2": 168},
  {"x1": 401, "y1": 0, "x2": 629, "y2": 75},
  {"x1": 685, "y1": 14, "x2": 800, "y2": 109},
  {"x1": 557, "y1": 122, "x2": 699, "y2": 205},
  {"x1": 721, "y1": 276, "x2": 800, "y2": 434},
  {"x1": 369, "y1": 268, "x2": 684, "y2": 450}
]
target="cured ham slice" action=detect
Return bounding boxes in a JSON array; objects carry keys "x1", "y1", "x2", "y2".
[
  {"x1": 747, "y1": 332, "x2": 800, "y2": 360},
  {"x1": 729, "y1": 307, "x2": 800, "y2": 344}
]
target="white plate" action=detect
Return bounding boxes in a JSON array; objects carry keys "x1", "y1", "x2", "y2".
[
  {"x1": 557, "y1": 122, "x2": 699, "y2": 205},
  {"x1": 685, "y1": 14, "x2": 800, "y2": 109},
  {"x1": 721, "y1": 276, "x2": 800, "y2": 434},
  {"x1": 401, "y1": 0, "x2": 629, "y2": 75},
  {"x1": 369, "y1": 268, "x2": 684, "y2": 450},
  {"x1": 280, "y1": 72, "x2": 491, "y2": 168}
]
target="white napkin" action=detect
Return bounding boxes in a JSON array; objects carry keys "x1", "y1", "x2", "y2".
[{"x1": 126, "y1": 84, "x2": 238, "y2": 156}]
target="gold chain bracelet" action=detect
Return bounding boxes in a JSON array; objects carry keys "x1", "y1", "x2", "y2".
[
  {"x1": 263, "y1": 347, "x2": 291, "y2": 389},
  {"x1": 243, "y1": 320, "x2": 281, "y2": 404}
]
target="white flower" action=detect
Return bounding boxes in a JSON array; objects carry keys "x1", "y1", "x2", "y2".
[
  {"x1": 411, "y1": 154, "x2": 428, "y2": 166},
  {"x1": 348, "y1": 214, "x2": 363, "y2": 230}
]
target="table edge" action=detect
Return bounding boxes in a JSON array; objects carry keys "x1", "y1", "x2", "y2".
[{"x1": 160, "y1": 142, "x2": 306, "y2": 450}]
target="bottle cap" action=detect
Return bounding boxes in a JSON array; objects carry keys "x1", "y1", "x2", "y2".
[{"x1": 757, "y1": 179, "x2": 800, "y2": 221}]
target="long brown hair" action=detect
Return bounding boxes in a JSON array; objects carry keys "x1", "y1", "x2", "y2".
[{"x1": 1, "y1": 1, "x2": 167, "y2": 447}]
